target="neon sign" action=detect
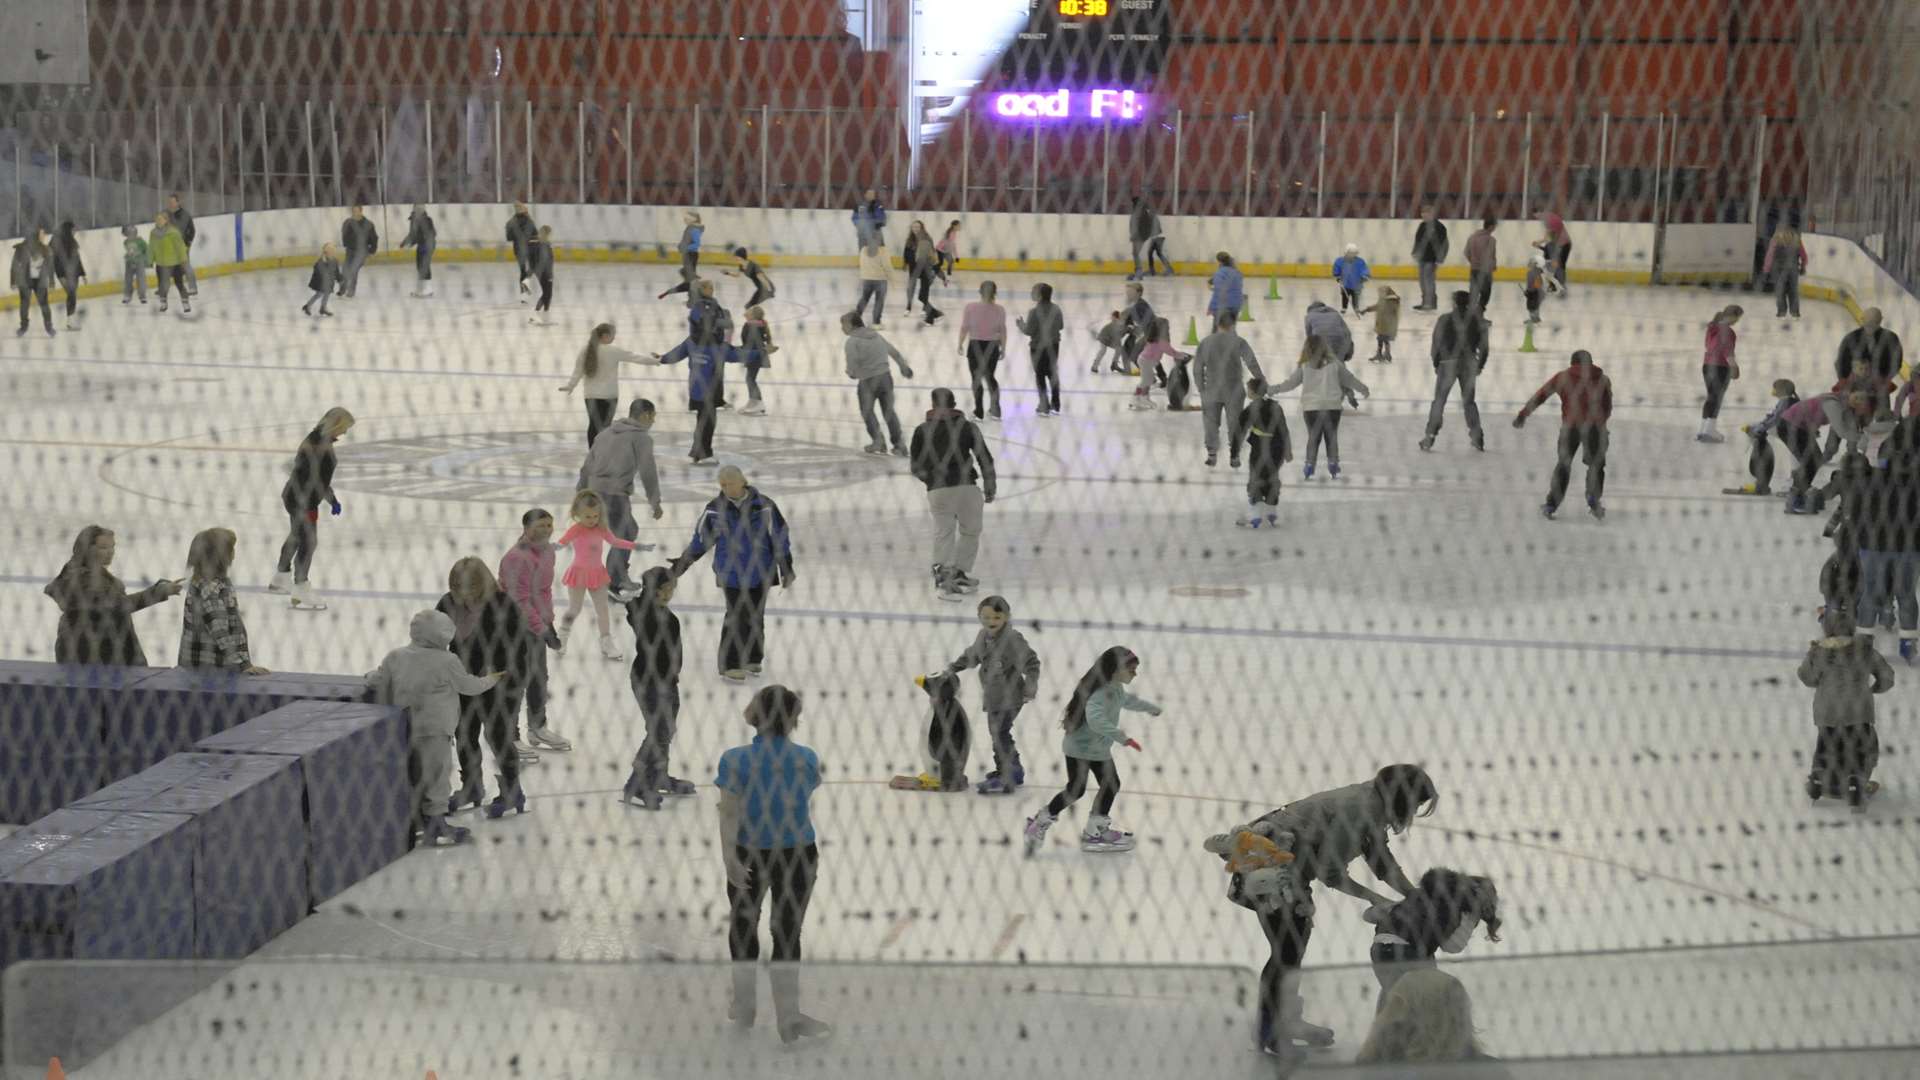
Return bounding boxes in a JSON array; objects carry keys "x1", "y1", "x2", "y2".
[{"x1": 992, "y1": 88, "x2": 1145, "y2": 121}]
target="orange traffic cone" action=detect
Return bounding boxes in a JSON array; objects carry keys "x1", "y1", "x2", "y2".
[
  {"x1": 426, "y1": 1072, "x2": 439, "y2": 1080},
  {"x1": 46, "y1": 1059, "x2": 66, "y2": 1080}
]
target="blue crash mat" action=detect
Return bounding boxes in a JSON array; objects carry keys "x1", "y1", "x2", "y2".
[
  {"x1": 0, "y1": 663, "x2": 160, "y2": 825},
  {"x1": 0, "y1": 807, "x2": 195, "y2": 967},
  {"x1": 103, "y1": 669, "x2": 372, "y2": 780}
]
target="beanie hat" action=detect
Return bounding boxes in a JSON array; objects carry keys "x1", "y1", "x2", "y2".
[{"x1": 1344, "y1": 242, "x2": 1359, "y2": 255}]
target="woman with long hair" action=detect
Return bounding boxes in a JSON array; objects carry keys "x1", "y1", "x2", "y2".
[
  {"x1": 560, "y1": 322, "x2": 654, "y2": 446},
  {"x1": 1022, "y1": 646, "x2": 1163, "y2": 856},
  {"x1": 44, "y1": 524, "x2": 181, "y2": 664},
  {"x1": 178, "y1": 527, "x2": 268, "y2": 673},
  {"x1": 1697, "y1": 305, "x2": 1744, "y2": 443},
  {"x1": 271, "y1": 406, "x2": 355, "y2": 611},
  {"x1": 11, "y1": 226, "x2": 55, "y2": 336},
  {"x1": 435, "y1": 556, "x2": 536, "y2": 817}
]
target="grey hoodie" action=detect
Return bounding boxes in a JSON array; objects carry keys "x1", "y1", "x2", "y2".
[
  {"x1": 1304, "y1": 301, "x2": 1354, "y2": 362},
  {"x1": 1194, "y1": 330, "x2": 1266, "y2": 405},
  {"x1": 578, "y1": 418, "x2": 663, "y2": 513},
  {"x1": 1798, "y1": 634, "x2": 1894, "y2": 728},
  {"x1": 844, "y1": 326, "x2": 912, "y2": 381},
  {"x1": 946, "y1": 625, "x2": 1041, "y2": 712},
  {"x1": 365, "y1": 610, "x2": 499, "y2": 739}
]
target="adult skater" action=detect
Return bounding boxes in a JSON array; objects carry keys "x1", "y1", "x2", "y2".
[
  {"x1": 1194, "y1": 311, "x2": 1267, "y2": 468},
  {"x1": 1209, "y1": 252, "x2": 1245, "y2": 322},
  {"x1": 435, "y1": 558, "x2": 535, "y2": 819},
  {"x1": 165, "y1": 193, "x2": 198, "y2": 295},
  {"x1": 43, "y1": 524, "x2": 181, "y2": 665},
  {"x1": 561, "y1": 323, "x2": 657, "y2": 447},
  {"x1": 1411, "y1": 205, "x2": 1449, "y2": 311},
  {"x1": 620, "y1": 566, "x2": 690, "y2": 809},
  {"x1": 1837, "y1": 308, "x2": 1904, "y2": 391},
  {"x1": 724, "y1": 246, "x2": 775, "y2": 309},
  {"x1": 1127, "y1": 194, "x2": 1170, "y2": 280},
  {"x1": 841, "y1": 312, "x2": 914, "y2": 456},
  {"x1": 1271, "y1": 337, "x2": 1368, "y2": 480},
  {"x1": 1697, "y1": 305, "x2": 1744, "y2": 443},
  {"x1": 669, "y1": 466, "x2": 795, "y2": 682},
  {"x1": 671, "y1": 280, "x2": 733, "y2": 464},
  {"x1": 1765, "y1": 222, "x2": 1807, "y2": 319},
  {"x1": 526, "y1": 225, "x2": 556, "y2": 324},
  {"x1": 1017, "y1": 282, "x2": 1065, "y2": 416},
  {"x1": 855, "y1": 241, "x2": 890, "y2": 326},
  {"x1": 718, "y1": 684, "x2": 831, "y2": 1044},
  {"x1": 1464, "y1": 216, "x2": 1497, "y2": 312},
  {"x1": 658, "y1": 210, "x2": 705, "y2": 299},
  {"x1": 51, "y1": 220, "x2": 86, "y2": 331},
  {"x1": 1782, "y1": 390, "x2": 1874, "y2": 513},
  {"x1": 1853, "y1": 441, "x2": 1920, "y2": 662},
  {"x1": 149, "y1": 212, "x2": 191, "y2": 314},
  {"x1": 1119, "y1": 281, "x2": 1156, "y2": 378},
  {"x1": 1514, "y1": 349, "x2": 1614, "y2": 521},
  {"x1": 505, "y1": 202, "x2": 538, "y2": 298},
  {"x1": 904, "y1": 221, "x2": 944, "y2": 325},
  {"x1": 499, "y1": 509, "x2": 572, "y2": 754},
  {"x1": 578, "y1": 398, "x2": 665, "y2": 600},
  {"x1": 959, "y1": 281, "x2": 1008, "y2": 421},
  {"x1": 1419, "y1": 291, "x2": 1489, "y2": 452},
  {"x1": 1304, "y1": 298, "x2": 1356, "y2": 364},
  {"x1": 852, "y1": 188, "x2": 887, "y2": 248},
  {"x1": 10, "y1": 227, "x2": 54, "y2": 336},
  {"x1": 1204, "y1": 764, "x2": 1438, "y2": 1056},
  {"x1": 400, "y1": 203, "x2": 437, "y2": 297},
  {"x1": 338, "y1": 205, "x2": 378, "y2": 299},
  {"x1": 271, "y1": 406, "x2": 354, "y2": 611},
  {"x1": 909, "y1": 387, "x2": 997, "y2": 601},
  {"x1": 1536, "y1": 211, "x2": 1572, "y2": 297}
]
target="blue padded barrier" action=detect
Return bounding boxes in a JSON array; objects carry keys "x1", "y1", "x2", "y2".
[
  {"x1": 74, "y1": 753, "x2": 306, "y2": 959},
  {"x1": 0, "y1": 808, "x2": 195, "y2": 967},
  {"x1": 196, "y1": 700, "x2": 411, "y2": 906},
  {"x1": 0, "y1": 664, "x2": 160, "y2": 825},
  {"x1": 103, "y1": 669, "x2": 372, "y2": 781}
]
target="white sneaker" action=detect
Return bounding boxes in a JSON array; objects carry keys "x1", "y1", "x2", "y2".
[
  {"x1": 289, "y1": 583, "x2": 328, "y2": 611},
  {"x1": 599, "y1": 634, "x2": 624, "y2": 661},
  {"x1": 268, "y1": 571, "x2": 293, "y2": 594}
]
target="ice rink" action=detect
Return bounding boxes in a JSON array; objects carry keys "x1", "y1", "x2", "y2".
[{"x1": 2, "y1": 257, "x2": 1917, "y2": 1075}]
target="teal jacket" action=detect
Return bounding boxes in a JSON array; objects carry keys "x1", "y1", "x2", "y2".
[{"x1": 1064, "y1": 684, "x2": 1160, "y2": 761}]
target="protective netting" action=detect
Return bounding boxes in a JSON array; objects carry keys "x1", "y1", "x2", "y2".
[{"x1": 4, "y1": 1, "x2": 1920, "y2": 1076}]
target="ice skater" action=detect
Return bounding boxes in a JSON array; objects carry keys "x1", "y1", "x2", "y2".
[
  {"x1": 1781, "y1": 390, "x2": 1873, "y2": 513},
  {"x1": 1271, "y1": 337, "x2": 1366, "y2": 480},
  {"x1": 853, "y1": 188, "x2": 887, "y2": 248},
  {"x1": 338, "y1": 205, "x2": 378, "y2": 299},
  {"x1": 120, "y1": 224, "x2": 150, "y2": 305},
  {"x1": 661, "y1": 280, "x2": 732, "y2": 464},
  {"x1": 1368, "y1": 869, "x2": 1502, "y2": 1012},
  {"x1": 301, "y1": 244, "x2": 341, "y2": 317},
  {"x1": 841, "y1": 311, "x2": 914, "y2": 456},
  {"x1": 1799, "y1": 607, "x2": 1894, "y2": 810},
  {"x1": 1697, "y1": 305, "x2": 1744, "y2": 443},
  {"x1": 165, "y1": 193, "x2": 199, "y2": 295},
  {"x1": 505, "y1": 202, "x2": 538, "y2": 298},
  {"x1": 1522, "y1": 252, "x2": 1549, "y2": 323},
  {"x1": 622, "y1": 566, "x2": 690, "y2": 810},
  {"x1": 1332, "y1": 243, "x2": 1369, "y2": 312},
  {"x1": 910, "y1": 388, "x2": 995, "y2": 601},
  {"x1": 1209, "y1": 252, "x2": 1245, "y2": 322},
  {"x1": 1128, "y1": 317, "x2": 1190, "y2": 411},
  {"x1": 526, "y1": 225, "x2": 555, "y2": 324},
  {"x1": 1360, "y1": 286, "x2": 1400, "y2": 362},
  {"x1": 561, "y1": 323, "x2": 656, "y2": 446},
  {"x1": 943, "y1": 595, "x2": 1040, "y2": 794},
  {"x1": 368, "y1": 610, "x2": 502, "y2": 846},
  {"x1": 1018, "y1": 282, "x2": 1065, "y2": 416},
  {"x1": 959, "y1": 281, "x2": 1007, "y2": 421},
  {"x1": 1127, "y1": 194, "x2": 1170, "y2": 279},
  {"x1": 935, "y1": 219, "x2": 961, "y2": 279},
  {"x1": 1119, "y1": 282, "x2": 1156, "y2": 378},
  {"x1": 577, "y1": 397, "x2": 665, "y2": 600},
  {"x1": 1023, "y1": 646, "x2": 1163, "y2": 855},
  {"x1": 401, "y1": 203, "x2": 437, "y2": 297},
  {"x1": 51, "y1": 220, "x2": 86, "y2": 331},
  {"x1": 1091, "y1": 310, "x2": 1126, "y2": 374},
  {"x1": 1195, "y1": 311, "x2": 1267, "y2": 467},
  {"x1": 739, "y1": 305, "x2": 776, "y2": 416},
  {"x1": 724, "y1": 245, "x2": 775, "y2": 309},
  {"x1": 271, "y1": 406, "x2": 354, "y2": 611},
  {"x1": 10, "y1": 227, "x2": 54, "y2": 336},
  {"x1": 1727, "y1": 379, "x2": 1799, "y2": 495},
  {"x1": 1238, "y1": 379, "x2": 1292, "y2": 527},
  {"x1": 855, "y1": 240, "x2": 890, "y2": 326},
  {"x1": 149, "y1": 212, "x2": 191, "y2": 314},
  {"x1": 1419, "y1": 292, "x2": 1489, "y2": 452},
  {"x1": 657, "y1": 210, "x2": 706, "y2": 299},
  {"x1": 1204, "y1": 764, "x2": 1438, "y2": 1056},
  {"x1": 1513, "y1": 349, "x2": 1614, "y2": 521},
  {"x1": 435, "y1": 558, "x2": 536, "y2": 819},
  {"x1": 1766, "y1": 222, "x2": 1807, "y2": 319},
  {"x1": 1465, "y1": 216, "x2": 1498, "y2": 312},
  {"x1": 178, "y1": 528, "x2": 268, "y2": 675},
  {"x1": 555, "y1": 490, "x2": 639, "y2": 661},
  {"x1": 905, "y1": 223, "x2": 944, "y2": 325},
  {"x1": 498, "y1": 509, "x2": 573, "y2": 755}
]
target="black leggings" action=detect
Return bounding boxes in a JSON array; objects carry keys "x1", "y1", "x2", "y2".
[
  {"x1": 156, "y1": 265, "x2": 187, "y2": 302},
  {"x1": 1304, "y1": 409, "x2": 1342, "y2": 466},
  {"x1": 1045, "y1": 755, "x2": 1120, "y2": 818},
  {"x1": 967, "y1": 340, "x2": 1002, "y2": 418},
  {"x1": 276, "y1": 507, "x2": 318, "y2": 583},
  {"x1": 914, "y1": 271, "x2": 943, "y2": 321},
  {"x1": 536, "y1": 273, "x2": 554, "y2": 312},
  {"x1": 1702, "y1": 364, "x2": 1732, "y2": 420},
  {"x1": 664, "y1": 251, "x2": 701, "y2": 295},
  {"x1": 60, "y1": 271, "x2": 81, "y2": 316},
  {"x1": 455, "y1": 688, "x2": 522, "y2": 791},
  {"x1": 727, "y1": 843, "x2": 819, "y2": 962},
  {"x1": 585, "y1": 397, "x2": 616, "y2": 447},
  {"x1": 1033, "y1": 343, "x2": 1060, "y2": 411},
  {"x1": 15, "y1": 277, "x2": 50, "y2": 330}
]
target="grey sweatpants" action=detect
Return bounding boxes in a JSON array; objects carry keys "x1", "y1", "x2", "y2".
[
  {"x1": 1425, "y1": 360, "x2": 1482, "y2": 441},
  {"x1": 123, "y1": 262, "x2": 148, "y2": 301},
  {"x1": 857, "y1": 373, "x2": 905, "y2": 450},
  {"x1": 927, "y1": 484, "x2": 986, "y2": 574},
  {"x1": 1202, "y1": 388, "x2": 1247, "y2": 455},
  {"x1": 342, "y1": 251, "x2": 369, "y2": 297},
  {"x1": 601, "y1": 492, "x2": 639, "y2": 592},
  {"x1": 630, "y1": 679, "x2": 681, "y2": 788},
  {"x1": 410, "y1": 733, "x2": 454, "y2": 819},
  {"x1": 1417, "y1": 261, "x2": 1439, "y2": 308}
]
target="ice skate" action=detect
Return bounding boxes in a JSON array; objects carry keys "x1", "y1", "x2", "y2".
[
  {"x1": 181, "y1": 299, "x2": 192, "y2": 314},
  {"x1": 1128, "y1": 391, "x2": 1156, "y2": 410},
  {"x1": 722, "y1": 668, "x2": 749, "y2": 682},
  {"x1": 1284, "y1": 1018, "x2": 1337, "y2": 1048},
  {"x1": 890, "y1": 444, "x2": 909, "y2": 457},
  {"x1": 976, "y1": 773, "x2": 1016, "y2": 795},
  {"x1": 1542, "y1": 501, "x2": 1558, "y2": 520},
  {"x1": 778, "y1": 1013, "x2": 833, "y2": 1045},
  {"x1": 485, "y1": 774, "x2": 529, "y2": 818},
  {"x1": 863, "y1": 443, "x2": 888, "y2": 456},
  {"x1": 1902, "y1": 639, "x2": 1917, "y2": 665},
  {"x1": 1328, "y1": 463, "x2": 1342, "y2": 480},
  {"x1": 64, "y1": 319, "x2": 77, "y2": 331},
  {"x1": 289, "y1": 583, "x2": 328, "y2": 611},
  {"x1": 1588, "y1": 497, "x2": 1606, "y2": 521},
  {"x1": 1303, "y1": 463, "x2": 1314, "y2": 480},
  {"x1": 419, "y1": 815, "x2": 471, "y2": 846},
  {"x1": 936, "y1": 577, "x2": 967, "y2": 603},
  {"x1": 599, "y1": 634, "x2": 624, "y2": 662},
  {"x1": 1695, "y1": 431, "x2": 1726, "y2": 444},
  {"x1": 740, "y1": 400, "x2": 767, "y2": 416},
  {"x1": 1418, "y1": 436, "x2": 1435, "y2": 452},
  {"x1": 747, "y1": 662, "x2": 763, "y2": 676},
  {"x1": 268, "y1": 570, "x2": 293, "y2": 594},
  {"x1": 1023, "y1": 811, "x2": 1054, "y2": 856},
  {"x1": 1081, "y1": 815, "x2": 1136, "y2": 853},
  {"x1": 1229, "y1": 452, "x2": 1242, "y2": 469},
  {"x1": 512, "y1": 738, "x2": 540, "y2": 764},
  {"x1": 949, "y1": 570, "x2": 980, "y2": 595},
  {"x1": 1806, "y1": 774, "x2": 1824, "y2": 802},
  {"x1": 622, "y1": 769, "x2": 663, "y2": 810},
  {"x1": 1848, "y1": 778, "x2": 1867, "y2": 813},
  {"x1": 661, "y1": 776, "x2": 697, "y2": 797},
  {"x1": 527, "y1": 725, "x2": 572, "y2": 752},
  {"x1": 447, "y1": 778, "x2": 485, "y2": 814}
]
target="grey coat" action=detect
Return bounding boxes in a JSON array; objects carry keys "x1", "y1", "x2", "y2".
[
  {"x1": 578, "y1": 418, "x2": 663, "y2": 512},
  {"x1": 1304, "y1": 301, "x2": 1354, "y2": 362},
  {"x1": 946, "y1": 626, "x2": 1041, "y2": 712},
  {"x1": 1194, "y1": 330, "x2": 1266, "y2": 404},
  {"x1": 1018, "y1": 302, "x2": 1065, "y2": 350},
  {"x1": 1798, "y1": 635, "x2": 1894, "y2": 728},
  {"x1": 401, "y1": 211, "x2": 437, "y2": 256},
  {"x1": 365, "y1": 611, "x2": 499, "y2": 739},
  {"x1": 843, "y1": 326, "x2": 911, "y2": 381}
]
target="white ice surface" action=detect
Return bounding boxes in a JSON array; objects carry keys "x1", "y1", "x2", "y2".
[{"x1": 1, "y1": 260, "x2": 1917, "y2": 1075}]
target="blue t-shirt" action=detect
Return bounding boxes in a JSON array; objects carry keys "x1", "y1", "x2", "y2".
[{"x1": 715, "y1": 734, "x2": 821, "y2": 849}]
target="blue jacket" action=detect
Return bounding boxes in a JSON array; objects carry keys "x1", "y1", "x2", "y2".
[
  {"x1": 1209, "y1": 265, "x2": 1245, "y2": 314},
  {"x1": 672, "y1": 486, "x2": 795, "y2": 590},
  {"x1": 853, "y1": 201, "x2": 887, "y2": 235},
  {"x1": 1332, "y1": 255, "x2": 1370, "y2": 290},
  {"x1": 680, "y1": 224, "x2": 704, "y2": 255},
  {"x1": 659, "y1": 337, "x2": 732, "y2": 405}
]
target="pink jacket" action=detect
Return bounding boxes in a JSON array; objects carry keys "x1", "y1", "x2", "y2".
[
  {"x1": 1703, "y1": 322, "x2": 1738, "y2": 367},
  {"x1": 498, "y1": 539, "x2": 557, "y2": 635},
  {"x1": 1782, "y1": 393, "x2": 1836, "y2": 430},
  {"x1": 960, "y1": 301, "x2": 1007, "y2": 343}
]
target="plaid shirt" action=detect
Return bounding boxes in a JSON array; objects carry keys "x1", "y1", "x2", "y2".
[{"x1": 177, "y1": 578, "x2": 252, "y2": 670}]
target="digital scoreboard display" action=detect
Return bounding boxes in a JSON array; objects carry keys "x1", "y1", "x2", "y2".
[{"x1": 1002, "y1": 0, "x2": 1167, "y2": 85}]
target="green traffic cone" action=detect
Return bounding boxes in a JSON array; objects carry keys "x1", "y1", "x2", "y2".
[
  {"x1": 1239, "y1": 298, "x2": 1255, "y2": 324},
  {"x1": 1518, "y1": 320, "x2": 1537, "y2": 353},
  {"x1": 1266, "y1": 276, "x2": 1282, "y2": 301},
  {"x1": 1183, "y1": 315, "x2": 1200, "y2": 347}
]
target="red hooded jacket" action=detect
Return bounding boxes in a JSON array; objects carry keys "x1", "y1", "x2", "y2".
[{"x1": 1519, "y1": 362, "x2": 1613, "y2": 428}]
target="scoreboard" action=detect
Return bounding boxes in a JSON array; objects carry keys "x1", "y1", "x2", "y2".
[{"x1": 999, "y1": 0, "x2": 1169, "y2": 85}]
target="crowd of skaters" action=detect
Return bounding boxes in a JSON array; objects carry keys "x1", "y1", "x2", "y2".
[{"x1": 25, "y1": 190, "x2": 1918, "y2": 1068}]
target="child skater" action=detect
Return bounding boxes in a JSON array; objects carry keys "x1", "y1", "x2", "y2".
[
  {"x1": 1238, "y1": 379, "x2": 1293, "y2": 526},
  {"x1": 302, "y1": 244, "x2": 341, "y2": 317},
  {"x1": 1799, "y1": 607, "x2": 1894, "y2": 810},
  {"x1": 556, "y1": 490, "x2": 639, "y2": 662},
  {"x1": 1023, "y1": 646, "x2": 1162, "y2": 855},
  {"x1": 527, "y1": 225, "x2": 556, "y2": 325},
  {"x1": 367, "y1": 609, "x2": 502, "y2": 846},
  {"x1": 1522, "y1": 252, "x2": 1549, "y2": 324},
  {"x1": 738, "y1": 305, "x2": 776, "y2": 417},
  {"x1": 1332, "y1": 242, "x2": 1370, "y2": 313},
  {"x1": 1360, "y1": 286, "x2": 1400, "y2": 362},
  {"x1": 622, "y1": 566, "x2": 692, "y2": 810},
  {"x1": 658, "y1": 209, "x2": 705, "y2": 299},
  {"x1": 1729, "y1": 379, "x2": 1799, "y2": 495},
  {"x1": 1091, "y1": 311, "x2": 1126, "y2": 374},
  {"x1": 935, "y1": 219, "x2": 961, "y2": 281},
  {"x1": 1018, "y1": 283, "x2": 1065, "y2": 417},
  {"x1": 1129, "y1": 317, "x2": 1191, "y2": 410},
  {"x1": 120, "y1": 224, "x2": 149, "y2": 305},
  {"x1": 178, "y1": 527, "x2": 269, "y2": 675},
  {"x1": 944, "y1": 595, "x2": 1041, "y2": 794},
  {"x1": 724, "y1": 246, "x2": 776, "y2": 310},
  {"x1": 1367, "y1": 868, "x2": 1502, "y2": 1012},
  {"x1": 1272, "y1": 338, "x2": 1363, "y2": 482}
]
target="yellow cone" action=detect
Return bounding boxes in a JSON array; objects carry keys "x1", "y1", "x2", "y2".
[{"x1": 1518, "y1": 321, "x2": 1537, "y2": 353}]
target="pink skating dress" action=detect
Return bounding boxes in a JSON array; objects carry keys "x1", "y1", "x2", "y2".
[{"x1": 556, "y1": 523, "x2": 636, "y2": 591}]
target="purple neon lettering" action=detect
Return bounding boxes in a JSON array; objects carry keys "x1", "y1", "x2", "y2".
[{"x1": 992, "y1": 88, "x2": 1146, "y2": 120}]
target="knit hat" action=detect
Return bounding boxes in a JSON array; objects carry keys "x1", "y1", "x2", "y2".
[
  {"x1": 1224, "y1": 827, "x2": 1295, "y2": 874},
  {"x1": 1344, "y1": 242, "x2": 1359, "y2": 255}
]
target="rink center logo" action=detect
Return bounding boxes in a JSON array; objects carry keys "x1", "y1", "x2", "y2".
[{"x1": 336, "y1": 430, "x2": 888, "y2": 505}]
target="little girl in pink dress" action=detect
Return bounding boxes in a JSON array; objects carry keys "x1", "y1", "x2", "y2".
[{"x1": 557, "y1": 490, "x2": 638, "y2": 661}]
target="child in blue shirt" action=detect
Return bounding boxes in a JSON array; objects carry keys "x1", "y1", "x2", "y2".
[{"x1": 1332, "y1": 243, "x2": 1370, "y2": 313}]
